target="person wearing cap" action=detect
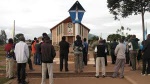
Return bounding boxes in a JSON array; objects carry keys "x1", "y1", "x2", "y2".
[{"x1": 14, "y1": 36, "x2": 29, "y2": 84}]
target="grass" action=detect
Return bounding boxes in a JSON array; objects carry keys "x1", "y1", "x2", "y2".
[
  {"x1": 0, "y1": 56, "x2": 5, "y2": 61},
  {"x1": 0, "y1": 45, "x2": 5, "y2": 61},
  {"x1": 0, "y1": 77, "x2": 10, "y2": 84},
  {"x1": 0, "y1": 45, "x2": 4, "y2": 51},
  {"x1": 0, "y1": 66, "x2": 6, "y2": 69}
]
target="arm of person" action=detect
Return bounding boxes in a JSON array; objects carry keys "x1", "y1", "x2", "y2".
[
  {"x1": 51, "y1": 45, "x2": 56, "y2": 59},
  {"x1": 73, "y1": 42, "x2": 75, "y2": 50},
  {"x1": 25, "y1": 44, "x2": 29, "y2": 59},
  {"x1": 94, "y1": 46, "x2": 97, "y2": 52},
  {"x1": 115, "y1": 45, "x2": 119, "y2": 56}
]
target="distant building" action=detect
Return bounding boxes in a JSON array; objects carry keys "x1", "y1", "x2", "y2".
[{"x1": 50, "y1": 17, "x2": 90, "y2": 45}]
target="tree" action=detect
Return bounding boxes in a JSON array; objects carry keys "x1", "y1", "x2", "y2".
[
  {"x1": 107, "y1": 34, "x2": 121, "y2": 42},
  {"x1": 107, "y1": 0, "x2": 150, "y2": 41},
  {"x1": 116, "y1": 26, "x2": 131, "y2": 36},
  {"x1": 0, "y1": 30, "x2": 7, "y2": 44}
]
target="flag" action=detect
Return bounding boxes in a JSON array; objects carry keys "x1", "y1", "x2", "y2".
[{"x1": 144, "y1": 27, "x2": 147, "y2": 40}]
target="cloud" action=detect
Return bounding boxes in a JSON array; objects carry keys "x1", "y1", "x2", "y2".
[{"x1": 0, "y1": 0, "x2": 149, "y2": 41}]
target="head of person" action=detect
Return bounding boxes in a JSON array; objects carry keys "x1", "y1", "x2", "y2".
[
  {"x1": 42, "y1": 33, "x2": 48, "y2": 38},
  {"x1": 99, "y1": 40, "x2": 103, "y2": 44},
  {"x1": 36, "y1": 40, "x2": 39, "y2": 43},
  {"x1": 147, "y1": 34, "x2": 150, "y2": 40},
  {"x1": 103, "y1": 39, "x2": 106, "y2": 43},
  {"x1": 34, "y1": 37, "x2": 37, "y2": 41},
  {"x1": 83, "y1": 38, "x2": 86, "y2": 42},
  {"x1": 132, "y1": 35, "x2": 136, "y2": 38},
  {"x1": 113, "y1": 39, "x2": 116, "y2": 42},
  {"x1": 96, "y1": 37, "x2": 99, "y2": 41},
  {"x1": 62, "y1": 36, "x2": 66, "y2": 41},
  {"x1": 19, "y1": 36, "x2": 25, "y2": 42},
  {"x1": 76, "y1": 35, "x2": 81, "y2": 40},
  {"x1": 119, "y1": 38, "x2": 124, "y2": 43},
  {"x1": 8, "y1": 38, "x2": 13, "y2": 44},
  {"x1": 44, "y1": 36, "x2": 50, "y2": 43}
]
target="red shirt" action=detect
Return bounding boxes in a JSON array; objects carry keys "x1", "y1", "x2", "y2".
[{"x1": 4, "y1": 43, "x2": 13, "y2": 52}]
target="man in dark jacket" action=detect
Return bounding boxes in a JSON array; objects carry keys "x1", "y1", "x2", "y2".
[
  {"x1": 59, "y1": 36, "x2": 70, "y2": 72},
  {"x1": 83, "y1": 38, "x2": 88, "y2": 66},
  {"x1": 41, "y1": 36, "x2": 56, "y2": 84},
  {"x1": 128, "y1": 35, "x2": 139, "y2": 71},
  {"x1": 142, "y1": 34, "x2": 150, "y2": 76},
  {"x1": 110, "y1": 39, "x2": 118, "y2": 64}
]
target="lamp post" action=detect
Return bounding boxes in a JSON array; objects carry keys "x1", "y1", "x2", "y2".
[{"x1": 69, "y1": 1, "x2": 85, "y2": 38}]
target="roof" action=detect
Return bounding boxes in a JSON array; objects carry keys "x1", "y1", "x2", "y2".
[
  {"x1": 50, "y1": 17, "x2": 90, "y2": 32},
  {"x1": 68, "y1": 1, "x2": 85, "y2": 11}
]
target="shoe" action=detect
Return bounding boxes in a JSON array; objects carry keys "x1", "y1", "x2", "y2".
[
  {"x1": 95, "y1": 76, "x2": 99, "y2": 78},
  {"x1": 80, "y1": 70, "x2": 83, "y2": 73},
  {"x1": 9, "y1": 77, "x2": 15, "y2": 79},
  {"x1": 22, "y1": 81, "x2": 29, "y2": 84},
  {"x1": 65, "y1": 70, "x2": 69, "y2": 72},
  {"x1": 30, "y1": 69, "x2": 35, "y2": 71},
  {"x1": 120, "y1": 76, "x2": 124, "y2": 79},
  {"x1": 147, "y1": 74, "x2": 150, "y2": 76},
  {"x1": 111, "y1": 76, "x2": 116, "y2": 78},
  {"x1": 102, "y1": 75, "x2": 105, "y2": 78},
  {"x1": 141, "y1": 73, "x2": 146, "y2": 76},
  {"x1": 60, "y1": 69, "x2": 62, "y2": 72},
  {"x1": 130, "y1": 68, "x2": 136, "y2": 71}
]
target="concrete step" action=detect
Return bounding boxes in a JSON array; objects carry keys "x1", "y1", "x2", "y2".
[{"x1": 27, "y1": 72, "x2": 113, "y2": 78}]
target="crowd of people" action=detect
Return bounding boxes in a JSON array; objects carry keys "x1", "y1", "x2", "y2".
[{"x1": 4, "y1": 33, "x2": 150, "y2": 84}]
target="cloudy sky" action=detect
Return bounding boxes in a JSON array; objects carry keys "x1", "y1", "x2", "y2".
[{"x1": 0, "y1": 0, "x2": 149, "y2": 41}]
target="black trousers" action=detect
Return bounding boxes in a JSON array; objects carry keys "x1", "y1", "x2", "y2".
[
  {"x1": 104, "y1": 54, "x2": 107, "y2": 66},
  {"x1": 142, "y1": 58, "x2": 150, "y2": 74},
  {"x1": 60, "y1": 53, "x2": 68, "y2": 71},
  {"x1": 125, "y1": 52, "x2": 130, "y2": 64},
  {"x1": 111, "y1": 52, "x2": 116, "y2": 64},
  {"x1": 28, "y1": 58, "x2": 33, "y2": 70},
  {"x1": 83, "y1": 52, "x2": 88, "y2": 65},
  {"x1": 17, "y1": 63, "x2": 26, "y2": 84}
]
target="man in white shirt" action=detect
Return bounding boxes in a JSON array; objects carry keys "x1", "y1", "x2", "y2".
[
  {"x1": 14, "y1": 36, "x2": 29, "y2": 84},
  {"x1": 112, "y1": 39, "x2": 126, "y2": 78}
]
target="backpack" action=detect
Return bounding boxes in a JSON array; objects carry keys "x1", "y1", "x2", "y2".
[
  {"x1": 74, "y1": 40, "x2": 83, "y2": 52},
  {"x1": 131, "y1": 39, "x2": 139, "y2": 50},
  {"x1": 7, "y1": 48, "x2": 16, "y2": 60}
]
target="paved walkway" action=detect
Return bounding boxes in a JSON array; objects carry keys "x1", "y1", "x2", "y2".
[{"x1": 4, "y1": 56, "x2": 150, "y2": 84}]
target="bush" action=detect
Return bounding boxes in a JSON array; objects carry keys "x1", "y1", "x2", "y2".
[{"x1": 0, "y1": 39, "x2": 4, "y2": 45}]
